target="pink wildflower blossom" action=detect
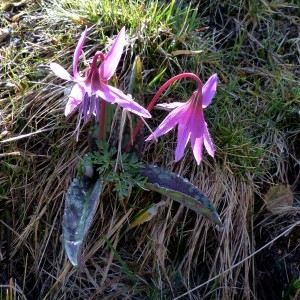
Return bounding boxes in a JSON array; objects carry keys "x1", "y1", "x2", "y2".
[
  {"x1": 50, "y1": 27, "x2": 151, "y2": 120},
  {"x1": 146, "y1": 74, "x2": 217, "y2": 164}
]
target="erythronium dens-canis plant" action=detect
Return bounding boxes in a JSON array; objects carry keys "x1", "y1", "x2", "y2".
[
  {"x1": 129, "y1": 73, "x2": 217, "y2": 165},
  {"x1": 49, "y1": 27, "x2": 222, "y2": 267},
  {"x1": 50, "y1": 27, "x2": 151, "y2": 121}
]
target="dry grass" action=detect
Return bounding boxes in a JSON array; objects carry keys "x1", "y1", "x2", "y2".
[{"x1": 1, "y1": 0, "x2": 299, "y2": 299}]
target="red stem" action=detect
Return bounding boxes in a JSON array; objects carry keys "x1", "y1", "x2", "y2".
[
  {"x1": 99, "y1": 77, "x2": 108, "y2": 143},
  {"x1": 99, "y1": 100, "x2": 106, "y2": 142}
]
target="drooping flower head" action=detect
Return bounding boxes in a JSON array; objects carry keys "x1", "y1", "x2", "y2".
[
  {"x1": 50, "y1": 27, "x2": 151, "y2": 120},
  {"x1": 146, "y1": 74, "x2": 218, "y2": 164}
]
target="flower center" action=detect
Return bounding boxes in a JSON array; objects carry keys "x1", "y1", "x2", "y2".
[
  {"x1": 189, "y1": 90, "x2": 203, "y2": 110},
  {"x1": 85, "y1": 51, "x2": 105, "y2": 92}
]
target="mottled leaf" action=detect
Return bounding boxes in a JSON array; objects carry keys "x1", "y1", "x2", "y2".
[
  {"x1": 62, "y1": 175, "x2": 103, "y2": 267},
  {"x1": 138, "y1": 164, "x2": 222, "y2": 226}
]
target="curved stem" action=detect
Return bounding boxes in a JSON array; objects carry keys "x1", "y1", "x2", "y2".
[
  {"x1": 124, "y1": 73, "x2": 202, "y2": 152},
  {"x1": 146, "y1": 73, "x2": 202, "y2": 112},
  {"x1": 98, "y1": 52, "x2": 106, "y2": 62}
]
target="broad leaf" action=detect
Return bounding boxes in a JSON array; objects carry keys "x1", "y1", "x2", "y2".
[
  {"x1": 62, "y1": 175, "x2": 103, "y2": 267},
  {"x1": 138, "y1": 164, "x2": 222, "y2": 226}
]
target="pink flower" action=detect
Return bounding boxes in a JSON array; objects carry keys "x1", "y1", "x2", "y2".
[
  {"x1": 50, "y1": 27, "x2": 151, "y2": 120},
  {"x1": 146, "y1": 74, "x2": 217, "y2": 164}
]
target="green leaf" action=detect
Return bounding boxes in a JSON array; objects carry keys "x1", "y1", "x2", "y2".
[
  {"x1": 129, "y1": 201, "x2": 166, "y2": 229},
  {"x1": 147, "y1": 66, "x2": 167, "y2": 88},
  {"x1": 138, "y1": 164, "x2": 222, "y2": 226},
  {"x1": 128, "y1": 55, "x2": 143, "y2": 101},
  {"x1": 126, "y1": 55, "x2": 145, "y2": 157},
  {"x1": 62, "y1": 175, "x2": 103, "y2": 267}
]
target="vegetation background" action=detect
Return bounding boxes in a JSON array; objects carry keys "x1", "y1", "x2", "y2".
[{"x1": 0, "y1": 0, "x2": 299, "y2": 299}]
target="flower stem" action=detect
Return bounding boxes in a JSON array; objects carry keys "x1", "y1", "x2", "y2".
[
  {"x1": 99, "y1": 100, "x2": 106, "y2": 142},
  {"x1": 98, "y1": 76, "x2": 108, "y2": 144},
  {"x1": 124, "y1": 73, "x2": 202, "y2": 152}
]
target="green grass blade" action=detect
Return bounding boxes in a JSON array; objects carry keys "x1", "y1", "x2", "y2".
[{"x1": 103, "y1": 235, "x2": 137, "y2": 282}]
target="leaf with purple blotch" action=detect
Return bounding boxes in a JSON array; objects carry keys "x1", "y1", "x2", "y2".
[
  {"x1": 138, "y1": 164, "x2": 222, "y2": 226},
  {"x1": 62, "y1": 175, "x2": 103, "y2": 267}
]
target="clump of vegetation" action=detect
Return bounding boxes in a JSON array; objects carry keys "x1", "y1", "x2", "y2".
[{"x1": 0, "y1": 0, "x2": 299, "y2": 299}]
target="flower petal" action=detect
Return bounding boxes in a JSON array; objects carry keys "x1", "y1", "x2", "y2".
[
  {"x1": 96, "y1": 83, "x2": 151, "y2": 118},
  {"x1": 203, "y1": 122, "x2": 215, "y2": 157},
  {"x1": 99, "y1": 27, "x2": 126, "y2": 81},
  {"x1": 116, "y1": 98, "x2": 152, "y2": 118},
  {"x1": 191, "y1": 134, "x2": 204, "y2": 165},
  {"x1": 82, "y1": 93, "x2": 90, "y2": 122},
  {"x1": 174, "y1": 107, "x2": 194, "y2": 162},
  {"x1": 94, "y1": 82, "x2": 125, "y2": 103},
  {"x1": 156, "y1": 102, "x2": 185, "y2": 111},
  {"x1": 175, "y1": 126, "x2": 190, "y2": 162},
  {"x1": 88, "y1": 94, "x2": 97, "y2": 117},
  {"x1": 73, "y1": 28, "x2": 88, "y2": 78},
  {"x1": 50, "y1": 63, "x2": 73, "y2": 81},
  {"x1": 145, "y1": 106, "x2": 186, "y2": 141},
  {"x1": 65, "y1": 84, "x2": 85, "y2": 116},
  {"x1": 190, "y1": 114, "x2": 205, "y2": 165},
  {"x1": 202, "y1": 73, "x2": 218, "y2": 108}
]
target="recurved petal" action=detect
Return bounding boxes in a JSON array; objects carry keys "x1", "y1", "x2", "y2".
[
  {"x1": 175, "y1": 128, "x2": 191, "y2": 162},
  {"x1": 65, "y1": 84, "x2": 85, "y2": 116},
  {"x1": 191, "y1": 135, "x2": 204, "y2": 165},
  {"x1": 99, "y1": 27, "x2": 126, "y2": 81},
  {"x1": 96, "y1": 83, "x2": 151, "y2": 118},
  {"x1": 116, "y1": 98, "x2": 151, "y2": 118},
  {"x1": 190, "y1": 126, "x2": 204, "y2": 165},
  {"x1": 174, "y1": 109, "x2": 193, "y2": 161},
  {"x1": 145, "y1": 107, "x2": 183, "y2": 141},
  {"x1": 203, "y1": 122, "x2": 215, "y2": 157},
  {"x1": 94, "y1": 82, "x2": 118, "y2": 103},
  {"x1": 50, "y1": 63, "x2": 73, "y2": 81},
  {"x1": 202, "y1": 73, "x2": 218, "y2": 108},
  {"x1": 73, "y1": 27, "x2": 88, "y2": 78},
  {"x1": 188, "y1": 105, "x2": 205, "y2": 164},
  {"x1": 95, "y1": 82, "x2": 125, "y2": 103},
  {"x1": 156, "y1": 102, "x2": 185, "y2": 111}
]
